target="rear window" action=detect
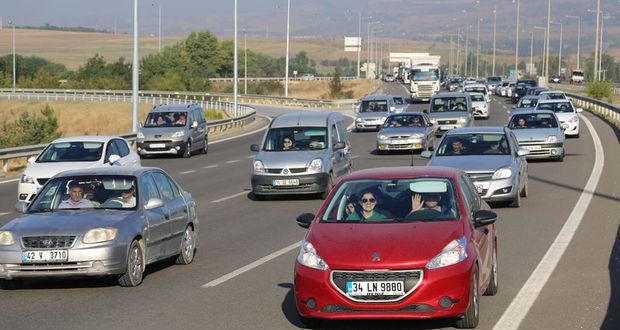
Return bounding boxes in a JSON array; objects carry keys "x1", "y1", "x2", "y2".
[
  {"x1": 518, "y1": 98, "x2": 538, "y2": 108},
  {"x1": 470, "y1": 94, "x2": 485, "y2": 102},
  {"x1": 436, "y1": 133, "x2": 510, "y2": 156}
]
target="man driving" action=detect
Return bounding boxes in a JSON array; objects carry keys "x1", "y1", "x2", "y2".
[{"x1": 59, "y1": 182, "x2": 95, "y2": 209}]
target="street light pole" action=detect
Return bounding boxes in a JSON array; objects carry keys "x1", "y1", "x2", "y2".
[
  {"x1": 514, "y1": 0, "x2": 520, "y2": 78},
  {"x1": 284, "y1": 0, "x2": 291, "y2": 97},
  {"x1": 464, "y1": 25, "x2": 469, "y2": 77},
  {"x1": 551, "y1": 21, "x2": 562, "y2": 76},
  {"x1": 357, "y1": 12, "x2": 362, "y2": 79},
  {"x1": 456, "y1": 28, "x2": 461, "y2": 75},
  {"x1": 599, "y1": 13, "x2": 605, "y2": 79},
  {"x1": 131, "y1": 1, "x2": 139, "y2": 133},
  {"x1": 158, "y1": 4, "x2": 161, "y2": 52},
  {"x1": 534, "y1": 26, "x2": 547, "y2": 76},
  {"x1": 529, "y1": 31, "x2": 533, "y2": 75},
  {"x1": 244, "y1": 28, "x2": 248, "y2": 95},
  {"x1": 10, "y1": 21, "x2": 15, "y2": 92},
  {"x1": 593, "y1": 0, "x2": 600, "y2": 80},
  {"x1": 492, "y1": 4, "x2": 497, "y2": 76},
  {"x1": 544, "y1": 0, "x2": 551, "y2": 78},
  {"x1": 233, "y1": 0, "x2": 238, "y2": 116},
  {"x1": 476, "y1": 17, "x2": 481, "y2": 78},
  {"x1": 565, "y1": 15, "x2": 580, "y2": 69}
]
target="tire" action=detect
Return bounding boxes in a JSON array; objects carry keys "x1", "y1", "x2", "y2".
[
  {"x1": 118, "y1": 240, "x2": 144, "y2": 287},
  {"x1": 298, "y1": 314, "x2": 322, "y2": 329},
  {"x1": 175, "y1": 225, "x2": 196, "y2": 265},
  {"x1": 484, "y1": 245, "x2": 499, "y2": 296},
  {"x1": 182, "y1": 141, "x2": 192, "y2": 158},
  {"x1": 201, "y1": 139, "x2": 209, "y2": 154},
  {"x1": 320, "y1": 174, "x2": 334, "y2": 200},
  {"x1": 456, "y1": 267, "x2": 480, "y2": 328},
  {"x1": 520, "y1": 178, "x2": 528, "y2": 198},
  {"x1": 252, "y1": 192, "x2": 266, "y2": 201},
  {"x1": 509, "y1": 189, "x2": 521, "y2": 208}
]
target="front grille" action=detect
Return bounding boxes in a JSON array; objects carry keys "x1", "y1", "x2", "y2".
[
  {"x1": 331, "y1": 270, "x2": 423, "y2": 303},
  {"x1": 143, "y1": 140, "x2": 173, "y2": 144},
  {"x1": 467, "y1": 172, "x2": 494, "y2": 182},
  {"x1": 265, "y1": 168, "x2": 306, "y2": 174},
  {"x1": 438, "y1": 120, "x2": 457, "y2": 125},
  {"x1": 36, "y1": 178, "x2": 49, "y2": 186},
  {"x1": 388, "y1": 135, "x2": 412, "y2": 139},
  {"x1": 22, "y1": 236, "x2": 76, "y2": 249},
  {"x1": 321, "y1": 304, "x2": 435, "y2": 313}
]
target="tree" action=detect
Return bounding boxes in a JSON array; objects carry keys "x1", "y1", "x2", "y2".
[{"x1": 0, "y1": 104, "x2": 61, "y2": 148}]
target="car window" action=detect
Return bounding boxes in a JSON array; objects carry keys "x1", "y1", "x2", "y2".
[
  {"x1": 336, "y1": 120, "x2": 348, "y2": 143},
  {"x1": 151, "y1": 172, "x2": 176, "y2": 202},
  {"x1": 360, "y1": 100, "x2": 388, "y2": 113},
  {"x1": 166, "y1": 175, "x2": 181, "y2": 198},
  {"x1": 331, "y1": 124, "x2": 339, "y2": 146},
  {"x1": 508, "y1": 113, "x2": 559, "y2": 129},
  {"x1": 105, "y1": 141, "x2": 120, "y2": 162},
  {"x1": 142, "y1": 173, "x2": 161, "y2": 202},
  {"x1": 144, "y1": 111, "x2": 187, "y2": 128},
  {"x1": 383, "y1": 114, "x2": 426, "y2": 128},
  {"x1": 114, "y1": 139, "x2": 130, "y2": 157},
  {"x1": 36, "y1": 142, "x2": 104, "y2": 163},
  {"x1": 459, "y1": 176, "x2": 476, "y2": 215}
]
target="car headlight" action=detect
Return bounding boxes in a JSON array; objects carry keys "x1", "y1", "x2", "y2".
[
  {"x1": 378, "y1": 134, "x2": 388, "y2": 140},
  {"x1": 171, "y1": 131, "x2": 185, "y2": 138},
  {"x1": 136, "y1": 132, "x2": 145, "y2": 139},
  {"x1": 430, "y1": 118, "x2": 438, "y2": 124},
  {"x1": 83, "y1": 228, "x2": 117, "y2": 244},
  {"x1": 0, "y1": 231, "x2": 16, "y2": 246},
  {"x1": 568, "y1": 115, "x2": 579, "y2": 123},
  {"x1": 458, "y1": 116, "x2": 468, "y2": 123},
  {"x1": 297, "y1": 240, "x2": 329, "y2": 270},
  {"x1": 20, "y1": 174, "x2": 35, "y2": 184},
  {"x1": 547, "y1": 135, "x2": 561, "y2": 143},
  {"x1": 307, "y1": 158, "x2": 322, "y2": 173},
  {"x1": 492, "y1": 166, "x2": 513, "y2": 180},
  {"x1": 253, "y1": 160, "x2": 266, "y2": 173},
  {"x1": 426, "y1": 236, "x2": 467, "y2": 269}
]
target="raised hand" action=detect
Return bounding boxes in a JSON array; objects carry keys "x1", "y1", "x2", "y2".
[{"x1": 412, "y1": 194, "x2": 424, "y2": 212}]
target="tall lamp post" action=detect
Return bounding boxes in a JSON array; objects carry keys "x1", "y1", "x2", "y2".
[
  {"x1": 244, "y1": 28, "x2": 248, "y2": 95},
  {"x1": 534, "y1": 26, "x2": 547, "y2": 76},
  {"x1": 233, "y1": 0, "x2": 238, "y2": 116},
  {"x1": 550, "y1": 21, "x2": 563, "y2": 77},
  {"x1": 284, "y1": 0, "x2": 291, "y2": 97},
  {"x1": 131, "y1": 2, "x2": 139, "y2": 133},
  {"x1": 565, "y1": 15, "x2": 581, "y2": 70},
  {"x1": 9, "y1": 20, "x2": 15, "y2": 92},
  {"x1": 492, "y1": 4, "x2": 497, "y2": 76},
  {"x1": 514, "y1": 0, "x2": 520, "y2": 78},
  {"x1": 476, "y1": 17, "x2": 482, "y2": 78}
]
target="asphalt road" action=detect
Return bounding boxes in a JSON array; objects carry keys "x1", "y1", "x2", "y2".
[{"x1": 0, "y1": 82, "x2": 618, "y2": 330}]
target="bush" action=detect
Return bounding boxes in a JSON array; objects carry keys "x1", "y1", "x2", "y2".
[
  {"x1": 586, "y1": 80, "x2": 614, "y2": 102},
  {"x1": 0, "y1": 104, "x2": 61, "y2": 149},
  {"x1": 328, "y1": 69, "x2": 354, "y2": 99},
  {"x1": 204, "y1": 109, "x2": 225, "y2": 120}
]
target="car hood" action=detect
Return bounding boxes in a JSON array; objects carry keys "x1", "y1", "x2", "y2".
[
  {"x1": 428, "y1": 112, "x2": 469, "y2": 119},
  {"x1": 257, "y1": 149, "x2": 328, "y2": 169},
  {"x1": 429, "y1": 155, "x2": 513, "y2": 172},
  {"x1": 378, "y1": 127, "x2": 427, "y2": 137},
  {"x1": 2, "y1": 210, "x2": 134, "y2": 236},
  {"x1": 553, "y1": 112, "x2": 577, "y2": 121},
  {"x1": 471, "y1": 101, "x2": 487, "y2": 108},
  {"x1": 25, "y1": 161, "x2": 105, "y2": 180},
  {"x1": 512, "y1": 128, "x2": 562, "y2": 141},
  {"x1": 357, "y1": 112, "x2": 390, "y2": 120},
  {"x1": 140, "y1": 126, "x2": 186, "y2": 139},
  {"x1": 308, "y1": 221, "x2": 463, "y2": 269}
]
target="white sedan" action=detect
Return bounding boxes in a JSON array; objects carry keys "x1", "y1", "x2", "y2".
[
  {"x1": 17, "y1": 136, "x2": 141, "y2": 203},
  {"x1": 535, "y1": 100, "x2": 583, "y2": 138}
]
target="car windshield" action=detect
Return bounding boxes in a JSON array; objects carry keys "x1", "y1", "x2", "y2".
[
  {"x1": 383, "y1": 114, "x2": 426, "y2": 128},
  {"x1": 518, "y1": 98, "x2": 538, "y2": 108},
  {"x1": 470, "y1": 94, "x2": 485, "y2": 102},
  {"x1": 37, "y1": 142, "x2": 104, "y2": 163},
  {"x1": 430, "y1": 97, "x2": 468, "y2": 113},
  {"x1": 144, "y1": 111, "x2": 188, "y2": 128},
  {"x1": 515, "y1": 84, "x2": 527, "y2": 91},
  {"x1": 262, "y1": 127, "x2": 327, "y2": 151},
  {"x1": 29, "y1": 175, "x2": 138, "y2": 212},
  {"x1": 360, "y1": 100, "x2": 389, "y2": 113},
  {"x1": 508, "y1": 113, "x2": 559, "y2": 129},
  {"x1": 393, "y1": 97, "x2": 404, "y2": 105},
  {"x1": 436, "y1": 133, "x2": 510, "y2": 156},
  {"x1": 412, "y1": 70, "x2": 438, "y2": 81},
  {"x1": 541, "y1": 93, "x2": 566, "y2": 100},
  {"x1": 464, "y1": 87, "x2": 486, "y2": 94},
  {"x1": 572, "y1": 71, "x2": 584, "y2": 77},
  {"x1": 320, "y1": 178, "x2": 458, "y2": 223},
  {"x1": 450, "y1": 78, "x2": 463, "y2": 84},
  {"x1": 537, "y1": 102, "x2": 574, "y2": 113},
  {"x1": 487, "y1": 77, "x2": 501, "y2": 83}
]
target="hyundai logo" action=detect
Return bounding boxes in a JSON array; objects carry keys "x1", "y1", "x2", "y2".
[
  {"x1": 371, "y1": 252, "x2": 381, "y2": 262},
  {"x1": 42, "y1": 239, "x2": 54, "y2": 248}
]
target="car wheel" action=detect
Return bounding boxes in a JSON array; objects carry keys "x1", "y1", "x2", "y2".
[
  {"x1": 175, "y1": 225, "x2": 196, "y2": 265},
  {"x1": 509, "y1": 190, "x2": 521, "y2": 208},
  {"x1": 520, "y1": 178, "x2": 528, "y2": 198},
  {"x1": 456, "y1": 266, "x2": 480, "y2": 328},
  {"x1": 202, "y1": 139, "x2": 209, "y2": 154},
  {"x1": 182, "y1": 141, "x2": 192, "y2": 158},
  {"x1": 118, "y1": 240, "x2": 144, "y2": 287},
  {"x1": 484, "y1": 245, "x2": 499, "y2": 296},
  {"x1": 320, "y1": 174, "x2": 334, "y2": 200},
  {"x1": 298, "y1": 313, "x2": 322, "y2": 329}
]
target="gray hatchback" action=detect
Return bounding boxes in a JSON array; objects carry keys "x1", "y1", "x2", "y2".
[{"x1": 426, "y1": 92, "x2": 474, "y2": 136}]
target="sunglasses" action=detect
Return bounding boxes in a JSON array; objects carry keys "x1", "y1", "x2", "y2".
[
  {"x1": 361, "y1": 198, "x2": 376, "y2": 204},
  {"x1": 283, "y1": 140, "x2": 292, "y2": 144}
]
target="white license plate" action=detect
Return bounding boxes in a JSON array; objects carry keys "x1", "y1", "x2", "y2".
[
  {"x1": 150, "y1": 143, "x2": 166, "y2": 148},
  {"x1": 346, "y1": 281, "x2": 404, "y2": 296},
  {"x1": 22, "y1": 250, "x2": 68, "y2": 263},
  {"x1": 524, "y1": 145, "x2": 541, "y2": 150},
  {"x1": 474, "y1": 182, "x2": 484, "y2": 193},
  {"x1": 440, "y1": 125, "x2": 454, "y2": 130},
  {"x1": 272, "y1": 179, "x2": 299, "y2": 186}
]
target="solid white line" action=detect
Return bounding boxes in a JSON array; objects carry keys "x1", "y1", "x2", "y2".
[
  {"x1": 225, "y1": 160, "x2": 240, "y2": 164},
  {"x1": 0, "y1": 178, "x2": 19, "y2": 184},
  {"x1": 201, "y1": 241, "x2": 302, "y2": 288},
  {"x1": 209, "y1": 115, "x2": 271, "y2": 145},
  {"x1": 203, "y1": 165, "x2": 219, "y2": 169},
  {"x1": 351, "y1": 155, "x2": 361, "y2": 159},
  {"x1": 493, "y1": 114, "x2": 604, "y2": 330},
  {"x1": 210, "y1": 191, "x2": 248, "y2": 203},
  {"x1": 179, "y1": 170, "x2": 196, "y2": 175},
  {"x1": 344, "y1": 113, "x2": 356, "y2": 131},
  {"x1": 247, "y1": 155, "x2": 255, "y2": 159},
  {"x1": 0, "y1": 212, "x2": 10, "y2": 217}
]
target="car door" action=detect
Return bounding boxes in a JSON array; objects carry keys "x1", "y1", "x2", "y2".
[
  {"x1": 116, "y1": 139, "x2": 140, "y2": 167},
  {"x1": 329, "y1": 123, "x2": 345, "y2": 177},
  {"x1": 197, "y1": 109, "x2": 208, "y2": 146},
  {"x1": 510, "y1": 131, "x2": 527, "y2": 190},
  {"x1": 336, "y1": 120, "x2": 352, "y2": 168},
  {"x1": 151, "y1": 171, "x2": 186, "y2": 256},
  {"x1": 460, "y1": 176, "x2": 492, "y2": 286},
  {"x1": 140, "y1": 173, "x2": 169, "y2": 262}
]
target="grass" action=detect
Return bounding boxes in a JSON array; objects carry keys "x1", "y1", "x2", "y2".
[{"x1": 287, "y1": 79, "x2": 373, "y2": 99}]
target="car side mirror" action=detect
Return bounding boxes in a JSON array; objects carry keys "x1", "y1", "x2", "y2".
[
  {"x1": 296, "y1": 213, "x2": 315, "y2": 229},
  {"x1": 139, "y1": 122, "x2": 143, "y2": 128},
  {"x1": 27, "y1": 156, "x2": 36, "y2": 164},
  {"x1": 517, "y1": 148, "x2": 530, "y2": 157},
  {"x1": 420, "y1": 151, "x2": 433, "y2": 159},
  {"x1": 576, "y1": 108, "x2": 583, "y2": 113},
  {"x1": 108, "y1": 154, "x2": 121, "y2": 164},
  {"x1": 473, "y1": 209, "x2": 497, "y2": 227},
  {"x1": 145, "y1": 198, "x2": 164, "y2": 210},
  {"x1": 390, "y1": 106, "x2": 396, "y2": 112},
  {"x1": 250, "y1": 144, "x2": 260, "y2": 152},
  {"x1": 333, "y1": 142, "x2": 346, "y2": 150},
  {"x1": 191, "y1": 121, "x2": 198, "y2": 128},
  {"x1": 15, "y1": 201, "x2": 29, "y2": 213},
  {"x1": 561, "y1": 123, "x2": 569, "y2": 130}
]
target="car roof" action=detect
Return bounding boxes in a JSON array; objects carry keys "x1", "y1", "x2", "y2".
[
  {"x1": 52, "y1": 136, "x2": 120, "y2": 143},
  {"x1": 468, "y1": 92, "x2": 485, "y2": 96},
  {"x1": 537, "y1": 99, "x2": 572, "y2": 104},
  {"x1": 464, "y1": 83, "x2": 487, "y2": 88},
  {"x1": 510, "y1": 109, "x2": 556, "y2": 116},
  {"x1": 520, "y1": 95, "x2": 539, "y2": 100},
  {"x1": 539, "y1": 90, "x2": 565, "y2": 94},
  {"x1": 150, "y1": 104, "x2": 201, "y2": 112},
  {"x1": 389, "y1": 112, "x2": 425, "y2": 116},
  {"x1": 270, "y1": 112, "x2": 341, "y2": 128},
  {"x1": 434, "y1": 92, "x2": 470, "y2": 98},
  {"x1": 344, "y1": 166, "x2": 462, "y2": 181},
  {"x1": 53, "y1": 166, "x2": 163, "y2": 178},
  {"x1": 361, "y1": 94, "x2": 391, "y2": 101},
  {"x1": 445, "y1": 126, "x2": 506, "y2": 135}
]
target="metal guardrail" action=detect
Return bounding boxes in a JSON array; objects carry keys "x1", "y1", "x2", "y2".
[
  {"x1": 549, "y1": 83, "x2": 620, "y2": 95},
  {"x1": 564, "y1": 92, "x2": 620, "y2": 129},
  {"x1": 207, "y1": 76, "x2": 356, "y2": 82}
]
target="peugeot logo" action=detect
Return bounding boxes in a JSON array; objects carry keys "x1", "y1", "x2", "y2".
[{"x1": 371, "y1": 252, "x2": 381, "y2": 262}]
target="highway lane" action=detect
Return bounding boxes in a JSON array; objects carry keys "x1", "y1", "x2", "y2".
[{"x1": 0, "y1": 82, "x2": 616, "y2": 330}]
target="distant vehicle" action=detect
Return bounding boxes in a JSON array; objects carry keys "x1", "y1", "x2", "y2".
[
  {"x1": 137, "y1": 104, "x2": 208, "y2": 158},
  {"x1": 525, "y1": 87, "x2": 548, "y2": 96},
  {"x1": 385, "y1": 74, "x2": 395, "y2": 82},
  {"x1": 300, "y1": 74, "x2": 316, "y2": 81},
  {"x1": 447, "y1": 77, "x2": 464, "y2": 92},
  {"x1": 17, "y1": 136, "x2": 140, "y2": 204},
  {"x1": 293, "y1": 166, "x2": 499, "y2": 329},
  {"x1": 5, "y1": 167, "x2": 197, "y2": 287},
  {"x1": 535, "y1": 99, "x2": 583, "y2": 138},
  {"x1": 548, "y1": 75, "x2": 561, "y2": 83},
  {"x1": 486, "y1": 76, "x2": 502, "y2": 92},
  {"x1": 497, "y1": 81, "x2": 511, "y2": 96},
  {"x1": 505, "y1": 82, "x2": 516, "y2": 98},
  {"x1": 517, "y1": 79, "x2": 538, "y2": 88},
  {"x1": 512, "y1": 96, "x2": 540, "y2": 112},
  {"x1": 423, "y1": 126, "x2": 529, "y2": 207},
  {"x1": 538, "y1": 91, "x2": 567, "y2": 101},
  {"x1": 511, "y1": 83, "x2": 529, "y2": 104},
  {"x1": 426, "y1": 92, "x2": 474, "y2": 136},
  {"x1": 250, "y1": 112, "x2": 352, "y2": 200},
  {"x1": 354, "y1": 94, "x2": 396, "y2": 131},
  {"x1": 570, "y1": 70, "x2": 584, "y2": 84},
  {"x1": 469, "y1": 92, "x2": 490, "y2": 119},
  {"x1": 462, "y1": 84, "x2": 490, "y2": 102},
  {"x1": 507, "y1": 110, "x2": 566, "y2": 161},
  {"x1": 409, "y1": 55, "x2": 441, "y2": 102},
  {"x1": 391, "y1": 95, "x2": 407, "y2": 113},
  {"x1": 376, "y1": 112, "x2": 437, "y2": 154}
]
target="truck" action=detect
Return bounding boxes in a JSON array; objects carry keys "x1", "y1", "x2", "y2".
[
  {"x1": 409, "y1": 55, "x2": 441, "y2": 102},
  {"x1": 570, "y1": 69, "x2": 584, "y2": 84}
]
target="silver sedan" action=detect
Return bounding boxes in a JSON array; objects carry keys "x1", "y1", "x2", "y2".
[
  {"x1": 376, "y1": 112, "x2": 437, "y2": 154},
  {"x1": 0, "y1": 166, "x2": 198, "y2": 288}
]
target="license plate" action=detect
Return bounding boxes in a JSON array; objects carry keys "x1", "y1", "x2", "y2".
[
  {"x1": 150, "y1": 143, "x2": 166, "y2": 148},
  {"x1": 272, "y1": 179, "x2": 299, "y2": 186},
  {"x1": 474, "y1": 182, "x2": 484, "y2": 193},
  {"x1": 346, "y1": 281, "x2": 404, "y2": 296},
  {"x1": 524, "y1": 145, "x2": 541, "y2": 150},
  {"x1": 440, "y1": 125, "x2": 454, "y2": 130},
  {"x1": 22, "y1": 250, "x2": 68, "y2": 263}
]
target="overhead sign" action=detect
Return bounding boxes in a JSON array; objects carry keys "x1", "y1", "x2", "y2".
[{"x1": 344, "y1": 37, "x2": 361, "y2": 52}]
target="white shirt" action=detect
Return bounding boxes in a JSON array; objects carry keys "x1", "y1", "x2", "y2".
[{"x1": 58, "y1": 198, "x2": 95, "y2": 209}]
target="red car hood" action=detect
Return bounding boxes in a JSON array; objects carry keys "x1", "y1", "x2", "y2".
[{"x1": 307, "y1": 221, "x2": 464, "y2": 270}]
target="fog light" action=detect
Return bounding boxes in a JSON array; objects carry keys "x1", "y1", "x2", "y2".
[
  {"x1": 551, "y1": 149, "x2": 558, "y2": 155},
  {"x1": 439, "y1": 296, "x2": 454, "y2": 309},
  {"x1": 305, "y1": 298, "x2": 317, "y2": 310},
  {"x1": 378, "y1": 145, "x2": 385, "y2": 150},
  {"x1": 19, "y1": 194, "x2": 28, "y2": 200},
  {"x1": 175, "y1": 146, "x2": 181, "y2": 150},
  {"x1": 92, "y1": 261, "x2": 104, "y2": 271},
  {"x1": 415, "y1": 144, "x2": 422, "y2": 149}
]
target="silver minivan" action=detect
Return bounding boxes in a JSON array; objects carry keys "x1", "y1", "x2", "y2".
[
  {"x1": 136, "y1": 104, "x2": 209, "y2": 158},
  {"x1": 250, "y1": 112, "x2": 352, "y2": 199},
  {"x1": 354, "y1": 94, "x2": 396, "y2": 131},
  {"x1": 426, "y1": 92, "x2": 474, "y2": 136}
]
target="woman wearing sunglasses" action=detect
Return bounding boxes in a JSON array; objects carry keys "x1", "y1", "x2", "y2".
[{"x1": 346, "y1": 191, "x2": 389, "y2": 221}]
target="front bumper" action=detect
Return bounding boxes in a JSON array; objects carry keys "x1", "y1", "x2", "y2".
[
  {"x1": 470, "y1": 177, "x2": 519, "y2": 202},
  {"x1": 355, "y1": 121, "x2": 385, "y2": 131},
  {"x1": 294, "y1": 259, "x2": 473, "y2": 320},
  {"x1": 137, "y1": 140, "x2": 186, "y2": 155},
  {"x1": 251, "y1": 173, "x2": 329, "y2": 195},
  {"x1": 520, "y1": 143, "x2": 565, "y2": 159},
  {"x1": 377, "y1": 138, "x2": 425, "y2": 151},
  {"x1": 0, "y1": 243, "x2": 128, "y2": 280}
]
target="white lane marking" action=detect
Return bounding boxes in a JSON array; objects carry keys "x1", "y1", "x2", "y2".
[
  {"x1": 210, "y1": 191, "x2": 248, "y2": 203},
  {"x1": 0, "y1": 178, "x2": 19, "y2": 184},
  {"x1": 0, "y1": 212, "x2": 10, "y2": 217},
  {"x1": 201, "y1": 241, "x2": 302, "y2": 288},
  {"x1": 203, "y1": 165, "x2": 219, "y2": 169},
  {"x1": 247, "y1": 155, "x2": 255, "y2": 159},
  {"x1": 493, "y1": 114, "x2": 604, "y2": 330},
  {"x1": 209, "y1": 115, "x2": 272, "y2": 145},
  {"x1": 344, "y1": 113, "x2": 356, "y2": 131},
  {"x1": 179, "y1": 170, "x2": 196, "y2": 175},
  {"x1": 351, "y1": 155, "x2": 360, "y2": 159},
  {"x1": 226, "y1": 160, "x2": 240, "y2": 164}
]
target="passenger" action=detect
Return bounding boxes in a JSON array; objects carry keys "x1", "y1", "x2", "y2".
[
  {"x1": 58, "y1": 182, "x2": 95, "y2": 209},
  {"x1": 346, "y1": 191, "x2": 389, "y2": 221},
  {"x1": 434, "y1": 104, "x2": 445, "y2": 112},
  {"x1": 449, "y1": 140, "x2": 465, "y2": 155},
  {"x1": 516, "y1": 117, "x2": 528, "y2": 128},
  {"x1": 540, "y1": 118, "x2": 552, "y2": 128},
  {"x1": 389, "y1": 119, "x2": 401, "y2": 127},
  {"x1": 411, "y1": 116, "x2": 423, "y2": 127},
  {"x1": 156, "y1": 115, "x2": 166, "y2": 126},
  {"x1": 558, "y1": 104, "x2": 568, "y2": 113},
  {"x1": 453, "y1": 102, "x2": 465, "y2": 111},
  {"x1": 119, "y1": 188, "x2": 136, "y2": 208},
  {"x1": 344, "y1": 196, "x2": 358, "y2": 219},
  {"x1": 309, "y1": 137, "x2": 325, "y2": 149},
  {"x1": 176, "y1": 113, "x2": 187, "y2": 126},
  {"x1": 282, "y1": 136, "x2": 295, "y2": 151},
  {"x1": 408, "y1": 193, "x2": 443, "y2": 215},
  {"x1": 484, "y1": 141, "x2": 503, "y2": 154}
]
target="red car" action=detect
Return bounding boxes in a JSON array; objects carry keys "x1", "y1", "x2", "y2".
[{"x1": 294, "y1": 166, "x2": 499, "y2": 328}]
